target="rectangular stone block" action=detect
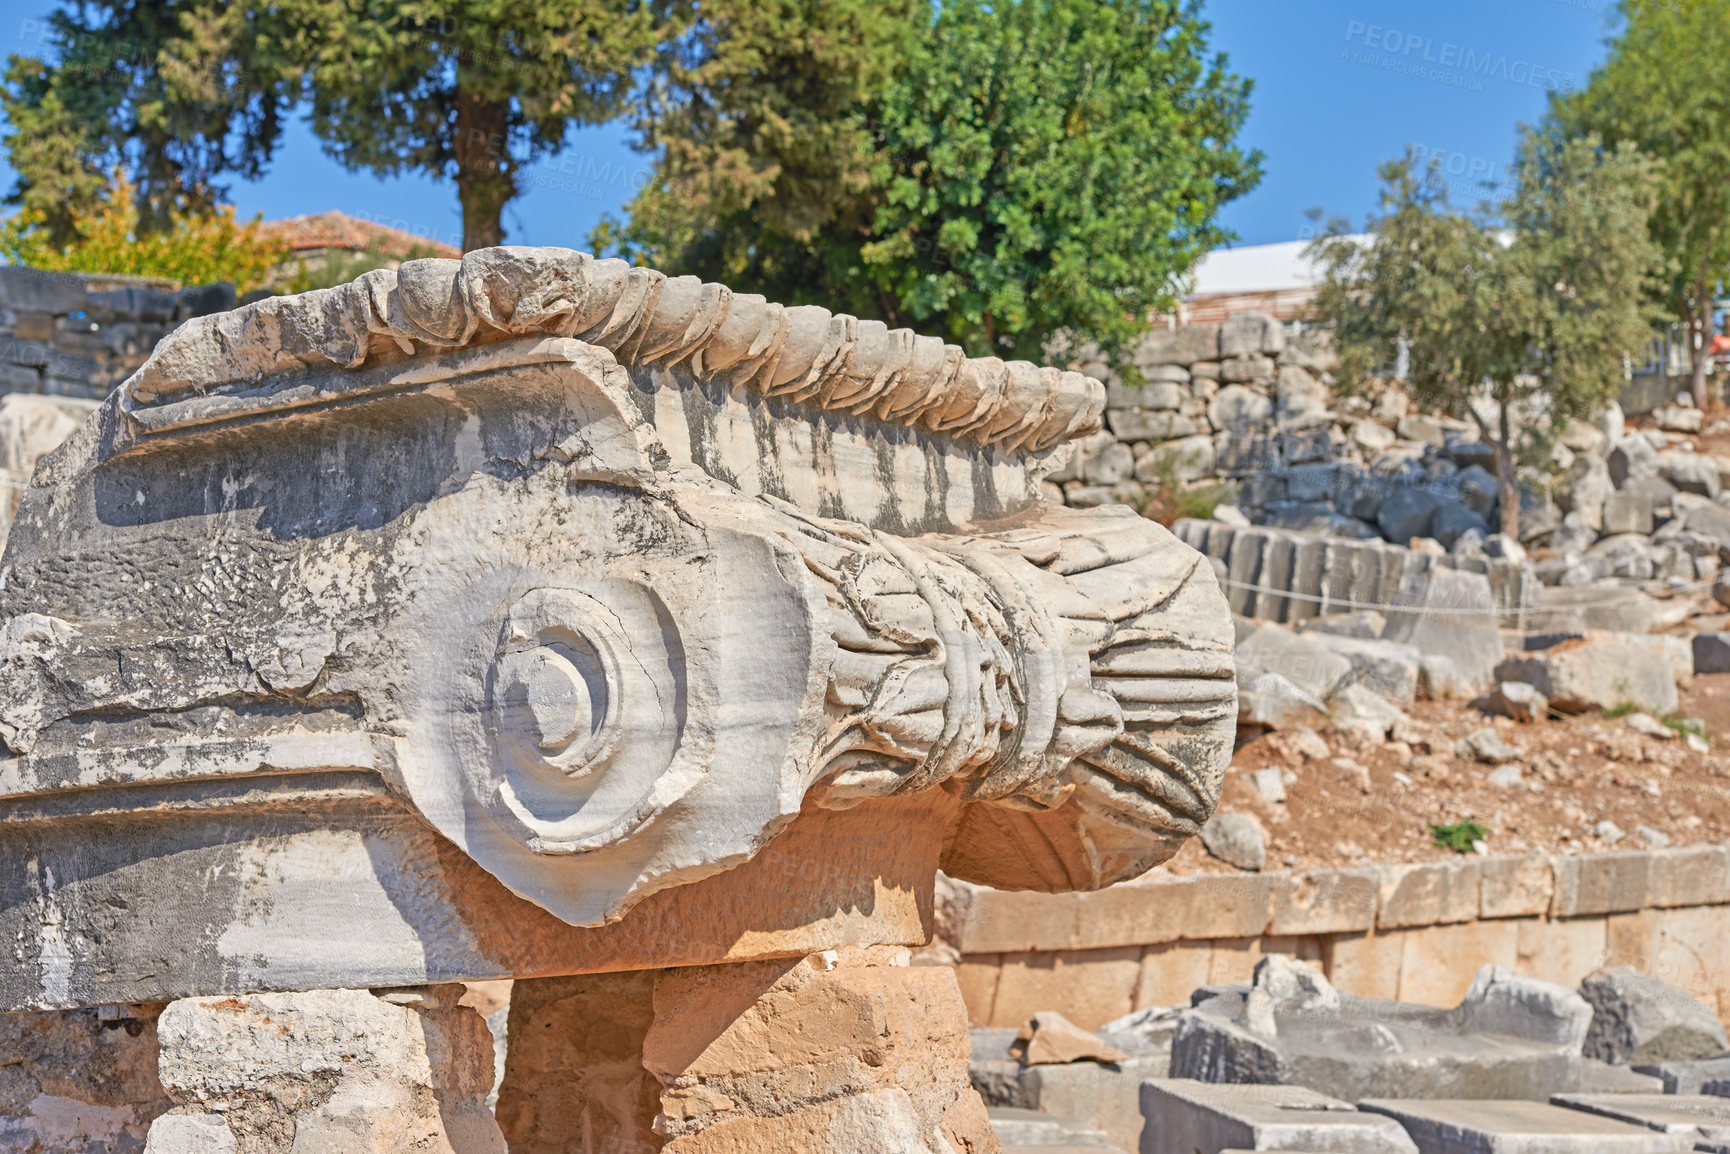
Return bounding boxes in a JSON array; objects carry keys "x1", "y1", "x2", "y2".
[
  {"x1": 1379, "y1": 860, "x2": 1482, "y2": 929},
  {"x1": 1143, "y1": 1081, "x2": 1419, "y2": 1154},
  {"x1": 952, "y1": 957, "x2": 1003, "y2": 1026},
  {"x1": 1552, "y1": 1091, "x2": 1730, "y2": 1146},
  {"x1": 1225, "y1": 529, "x2": 1267, "y2": 617},
  {"x1": 1255, "y1": 533, "x2": 1296, "y2": 623},
  {"x1": 1105, "y1": 380, "x2": 1185, "y2": 410},
  {"x1": 1481, "y1": 854, "x2": 1554, "y2": 919},
  {"x1": 1267, "y1": 867, "x2": 1378, "y2": 936},
  {"x1": 1025, "y1": 1057, "x2": 1167, "y2": 1153},
  {"x1": 1517, "y1": 916, "x2": 1609, "y2": 987},
  {"x1": 1134, "y1": 941, "x2": 1215, "y2": 1010},
  {"x1": 1396, "y1": 919, "x2": 1520, "y2": 1008},
  {"x1": 1645, "y1": 845, "x2": 1730, "y2": 909},
  {"x1": 987, "y1": 947, "x2": 1142, "y2": 1030},
  {"x1": 1289, "y1": 536, "x2": 1325, "y2": 622},
  {"x1": 1551, "y1": 851, "x2": 1651, "y2": 917},
  {"x1": 949, "y1": 883, "x2": 1079, "y2": 954},
  {"x1": 949, "y1": 870, "x2": 1273, "y2": 955},
  {"x1": 1175, "y1": 872, "x2": 1277, "y2": 940},
  {"x1": 1359, "y1": 1099, "x2": 1692, "y2": 1152},
  {"x1": 1323, "y1": 930, "x2": 1402, "y2": 1000}
]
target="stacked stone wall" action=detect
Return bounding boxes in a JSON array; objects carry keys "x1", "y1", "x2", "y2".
[
  {"x1": 0, "y1": 265, "x2": 236, "y2": 400},
  {"x1": 945, "y1": 846, "x2": 1730, "y2": 1031},
  {"x1": 1054, "y1": 312, "x2": 1517, "y2": 554}
]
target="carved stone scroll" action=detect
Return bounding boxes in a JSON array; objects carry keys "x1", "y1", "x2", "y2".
[{"x1": 0, "y1": 247, "x2": 1233, "y2": 1010}]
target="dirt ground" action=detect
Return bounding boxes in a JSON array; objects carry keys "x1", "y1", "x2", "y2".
[{"x1": 1160, "y1": 671, "x2": 1730, "y2": 876}]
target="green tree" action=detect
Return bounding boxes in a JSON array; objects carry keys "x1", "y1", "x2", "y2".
[
  {"x1": 600, "y1": 0, "x2": 1260, "y2": 365},
  {"x1": 0, "y1": 171, "x2": 288, "y2": 291},
  {"x1": 1308, "y1": 134, "x2": 1661, "y2": 538},
  {"x1": 2, "y1": 0, "x2": 658, "y2": 251},
  {"x1": 1549, "y1": 0, "x2": 1730, "y2": 406}
]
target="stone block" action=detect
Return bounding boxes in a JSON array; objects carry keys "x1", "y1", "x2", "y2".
[
  {"x1": 1013, "y1": 1059, "x2": 1168, "y2": 1152},
  {"x1": 1551, "y1": 1093, "x2": 1730, "y2": 1148},
  {"x1": 1480, "y1": 856, "x2": 1555, "y2": 919},
  {"x1": 1268, "y1": 868, "x2": 1379, "y2": 936},
  {"x1": 1136, "y1": 322, "x2": 1218, "y2": 367},
  {"x1": 1517, "y1": 917, "x2": 1610, "y2": 988},
  {"x1": 1326, "y1": 930, "x2": 1405, "y2": 1001},
  {"x1": 1135, "y1": 942, "x2": 1216, "y2": 1010},
  {"x1": 1208, "y1": 383, "x2": 1273, "y2": 430},
  {"x1": 149, "y1": 986, "x2": 504, "y2": 1154},
  {"x1": 497, "y1": 972, "x2": 661, "y2": 1154},
  {"x1": 1609, "y1": 435, "x2": 1661, "y2": 487},
  {"x1": 0, "y1": 265, "x2": 86, "y2": 313},
  {"x1": 988, "y1": 1105, "x2": 1117, "y2": 1150},
  {"x1": 1396, "y1": 921, "x2": 1520, "y2": 1009},
  {"x1": 1378, "y1": 486, "x2": 1441, "y2": 544},
  {"x1": 645, "y1": 950, "x2": 990, "y2": 1152},
  {"x1": 1550, "y1": 852, "x2": 1652, "y2": 918},
  {"x1": 1219, "y1": 354, "x2": 1277, "y2": 384},
  {"x1": 1307, "y1": 633, "x2": 1421, "y2": 704},
  {"x1": 1172, "y1": 958, "x2": 1594, "y2": 1102},
  {"x1": 1135, "y1": 433, "x2": 1214, "y2": 482},
  {"x1": 1497, "y1": 634, "x2": 1677, "y2": 715},
  {"x1": 1383, "y1": 566, "x2": 1504, "y2": 695},
  {"x1": 1105, "y1": 380, "x2": 1186, "y2": 410},
  {"x1": 1236, "y1": 621, "x2": 1355, "y2": 700},
  {"x1": 1581, "y1": 966, "x2": 1729, "y2": 1065},
  {"x1": 1694, "y1": 632, "x2": 1730, "y2": 676},
  {"x1": 1658, "y1": 450, "x2": 1721, "y2": 498},
  {"x1": 1633, "y1": 1056, "x2": 1730, "y2": 1095},
  {"x1": 0, "y1": 1004, "x2": 169, "y2": 1154},
  {"x1": 1220, "y1": 311, "x2": 1285, "y2": 359},
  {"x1": 1645, "y1": 845, "x2": 1730, "y2": 908},
  {"x1": 988, "y1": 948, "x2": 1144, "y2": 1030},
  {"x1": 1603, "y1": 489, "x2": 1658, "y2": 535},
  {"x1": 1109, "y1": 408, "x2": 1199, "y2": 442},
  {"x1": 1140, "y1": 1080, "x2": 1418, "y2": 1154},
  {"x1": 1379, "y1": 859, "x2": 1483, "y2": 929},
  {"x1": 1358, "y1": 1099, "x2": 1693, "y2": 1153}
]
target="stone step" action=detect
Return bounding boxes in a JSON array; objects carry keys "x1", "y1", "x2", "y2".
[
  {"x1": 1359, "y1": 1098, "x2": 1693, "y2": 1152},
  {"x1": 988, "y1": 1105, "x2": 1113, "y2": 1147}
]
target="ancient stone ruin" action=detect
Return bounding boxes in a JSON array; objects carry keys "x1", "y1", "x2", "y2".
[{"x1": 0, "y1": 247, "x2": 1236, "y2": 1151}]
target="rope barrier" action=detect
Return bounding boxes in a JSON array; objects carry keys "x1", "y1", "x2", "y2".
[{"x1": 1214, "y1": 573, "x2": 1709, "y2": 622}]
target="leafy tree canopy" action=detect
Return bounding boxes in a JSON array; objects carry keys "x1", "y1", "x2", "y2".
[
  {"x1": 1308, "y1": 133, "x2": 1661, "y2": 537},
  {"x1": 1548, "y1": 0, "x2": 1730, "y2": 403},
  {"x1": 2, "y1": 0, "x2": 658, "y2": 251},
  {"x1": 597, "y1": 0, "x2": 1261, "y2": 365},
  {"x1": 0, "y1": 171, "x2": 287, "y2": 290}
]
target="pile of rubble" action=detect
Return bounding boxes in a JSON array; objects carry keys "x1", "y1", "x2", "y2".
[{"x1": 976, "y1": 956, "x2": 1730, "y2": 1153}]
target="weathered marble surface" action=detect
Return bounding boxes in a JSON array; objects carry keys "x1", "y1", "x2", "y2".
[{"x1": 0, "y1": 248, "x2": 1234, "y2": 1010}]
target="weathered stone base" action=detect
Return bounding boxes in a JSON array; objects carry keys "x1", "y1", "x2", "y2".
[
  {"x1": 141, "y1": 985, "x2": 503, "y2": 1153},
  {"x1": 0, "y1": 1002, "x2": 168, "y2": 1153},
  {"x1": 502, "y1": 948, "x2": 1000, "y2": 1154}
]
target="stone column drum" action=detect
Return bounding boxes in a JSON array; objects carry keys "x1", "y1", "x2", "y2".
[{"x1": 0, "y1": 248, "x2": 1236, "y2": 1151}]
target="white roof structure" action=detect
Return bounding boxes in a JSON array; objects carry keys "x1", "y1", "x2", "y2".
[{"x1": 1181, "y1": 236, "x2": 1368, "y2": 322}]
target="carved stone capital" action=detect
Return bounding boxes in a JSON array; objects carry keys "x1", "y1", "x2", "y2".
[{"x1": 0, "y1": 248, "x2": 1233, "y2": 1008}]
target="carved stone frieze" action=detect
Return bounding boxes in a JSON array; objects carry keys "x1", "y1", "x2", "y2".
[{"x1": 0, "y1": 247, "x2": 1233, "y2": 1009}]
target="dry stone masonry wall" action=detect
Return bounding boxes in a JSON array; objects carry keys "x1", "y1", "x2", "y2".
[{"x1": 0, "y1": 266, "x2": 237, "y2": 400}]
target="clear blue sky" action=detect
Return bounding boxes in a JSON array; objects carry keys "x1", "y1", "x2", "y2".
[{"x1": 0, "y1": 0, "x2": 1615, "y2": 253}]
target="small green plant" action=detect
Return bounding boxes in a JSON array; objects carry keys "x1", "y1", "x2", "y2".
[
  {"x1": 1430, "y1": 820, "x2": 1488, "y2": 854},
  {"x1": 1138, "y1": 451, "x2": 1234, "y2": 527},
  {"x1": 1663, "y1": 715, "x2": 1709, "y2": 743},
  {"x1": 1602, "y1": 702, "x2": 1639, "y2": 720}
]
